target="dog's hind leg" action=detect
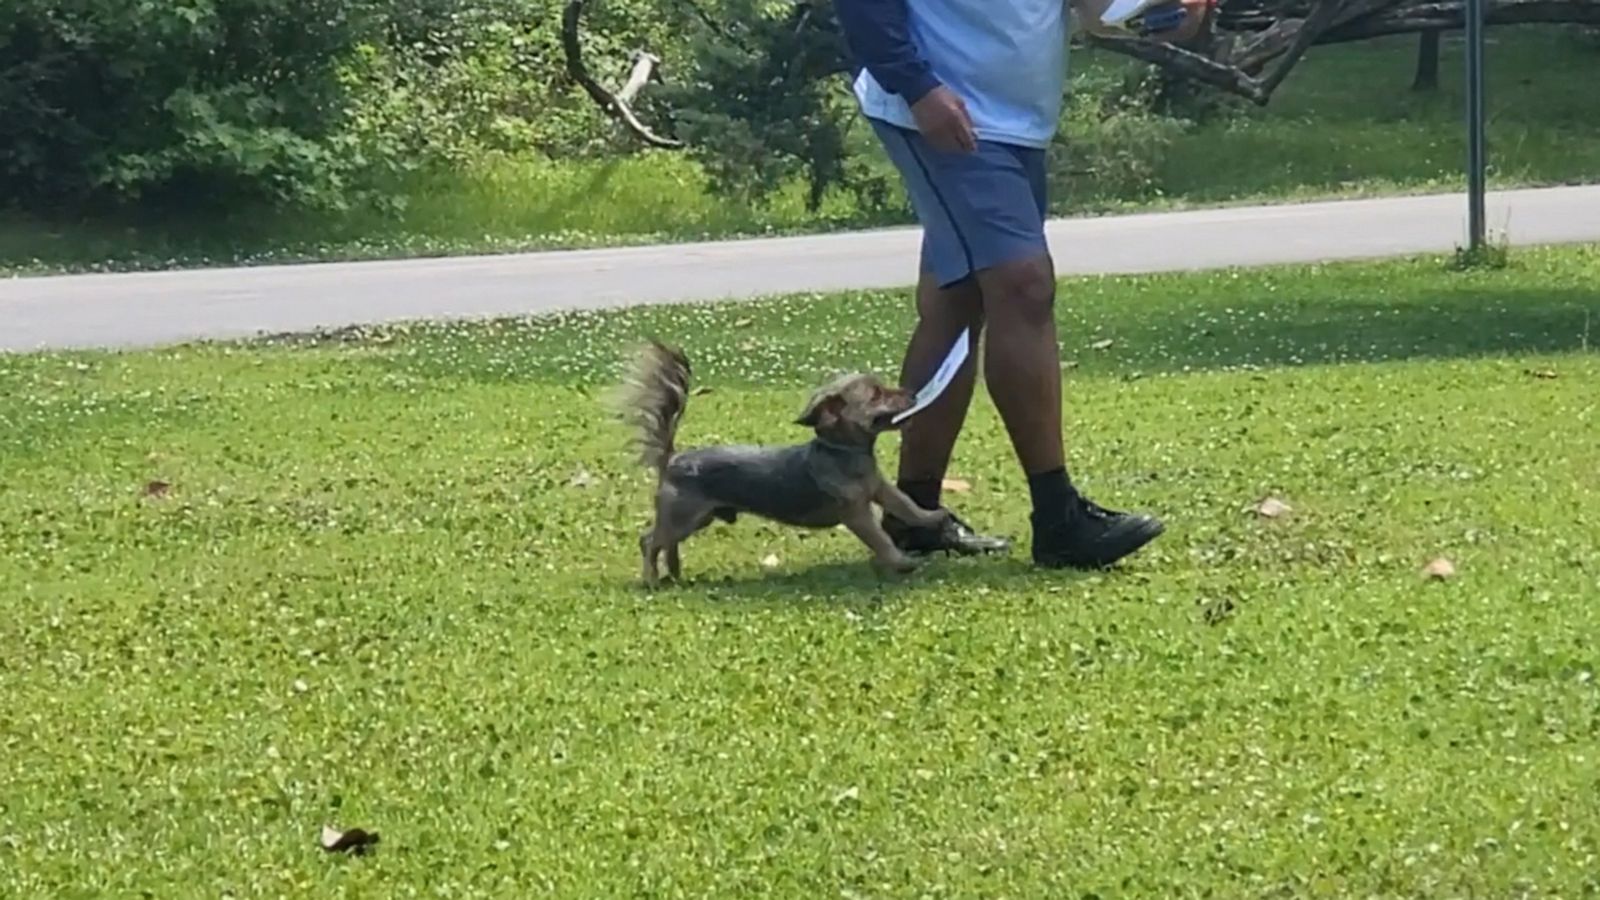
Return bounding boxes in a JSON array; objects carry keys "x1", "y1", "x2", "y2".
[
  {"x1": 648, "y1": 485, "x2": 717, "y2": 585},
  {"x1": 659, "y1": 506, "x2": 718, "y2": 583},
  {"x1": 665, "y1": 544, "x2": 683, "y2": 581},
  {"x1": 640, "y1": 529, "x2": 663, "y2": 588}
]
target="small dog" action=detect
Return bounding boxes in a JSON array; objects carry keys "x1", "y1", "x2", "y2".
[{"x1": 611, "y1": 339, "x2": 950, "y2": 586}]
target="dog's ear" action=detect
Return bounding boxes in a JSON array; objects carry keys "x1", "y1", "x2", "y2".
[{"x1": 795, "y1": 388, "x2": 845, "y2": 429}]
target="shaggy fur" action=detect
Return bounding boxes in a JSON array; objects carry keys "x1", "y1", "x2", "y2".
[{"x1": 612, "y1": 339, "x2": 949, "y2": 586}]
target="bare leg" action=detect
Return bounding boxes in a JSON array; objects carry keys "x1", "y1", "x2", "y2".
[
  {"x1": 897, "y1": 270, "x2": 986, "y2": 486},
  {"x1": 974, "y1": 254, "x2": 1064, "y2": 476},
  {"x1": 841, "y1": 505, "x2": 919, "y2": 573}
]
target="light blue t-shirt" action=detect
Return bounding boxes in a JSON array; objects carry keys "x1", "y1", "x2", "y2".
[{"x1": 852, "y1": 0, "x2": 1069, "y2": 149}]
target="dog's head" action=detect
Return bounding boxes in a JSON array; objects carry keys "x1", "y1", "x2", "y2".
[{"x1": 794, "y1": 372, "x2": 916, "y2": 446}]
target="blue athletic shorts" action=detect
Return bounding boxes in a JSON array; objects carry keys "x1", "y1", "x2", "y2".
[{"x1": 867, "y1": 117, "x2": 1050, "y2": 288}]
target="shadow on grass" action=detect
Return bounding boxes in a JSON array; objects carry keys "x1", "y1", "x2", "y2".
[{"x1": 653, "y1": 554, "x2": 1096, "y2": 607}]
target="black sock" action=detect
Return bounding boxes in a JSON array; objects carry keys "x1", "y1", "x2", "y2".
[
  {"x1": 896, "y1": 478, "x2": 942, "y2": 513},
  {"x1": 1027, "y1": 467, "x2": 1078, "y2": 516}
]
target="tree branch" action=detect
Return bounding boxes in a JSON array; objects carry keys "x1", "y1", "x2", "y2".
[
  {"x1": 1087, "y1": 33, "x2": 1270, "y2": 102},
  {"x1": 616, "y1": 51, "x2": 661, "y2": 105},
  {"x1": 1322, "y1": 0, "x2": 1600, "y2": 39},
  {"x1": 1089, "y1": 0, "x2": 1600, "y2": 105},
  {"x1": 561, "y1": 0, "x2": 683, "y2": 149},
  {"x1": 1255, "y1": 0, "x2": 1345, "y2": 95}
]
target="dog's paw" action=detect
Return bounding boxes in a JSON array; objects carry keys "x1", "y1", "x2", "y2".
[{"x1": 875, "y1": 553, "x2": 922, "y2": 575}]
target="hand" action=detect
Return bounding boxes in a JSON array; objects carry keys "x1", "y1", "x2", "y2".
[{"x1": 910, "y1": 86, "x2": 977, "y2": 154}]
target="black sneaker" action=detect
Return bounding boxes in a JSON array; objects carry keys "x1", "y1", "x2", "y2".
[
  {"x1": 885, "y1": 509, "x2": 1012, "y2": 557},
  {"x1": 1031, "y1": 497, "x2": 1164, "y2": 570}
]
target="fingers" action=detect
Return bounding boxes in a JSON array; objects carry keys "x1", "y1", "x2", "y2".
[
  {"x1": 951, "y1": 96, "x2": 977, "y2": 153},
  {"x1": 913, "y1": 88, "x2": 979, "y2": 154}
]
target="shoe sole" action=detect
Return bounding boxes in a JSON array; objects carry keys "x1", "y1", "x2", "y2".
[{"x1": 899, "y1": 540, "x2": 1012, "y2": 558}]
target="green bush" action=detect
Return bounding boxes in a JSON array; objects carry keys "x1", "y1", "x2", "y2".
[
  {"x1": 0, "y1": 0, "x2": 383, "y2": 209},
  {"x1": 1049, "y1": 64, "x2": 1192, "y2": 205},
  {"x1": 0, "y1": 0, "x2": 718, "y2": 212}
]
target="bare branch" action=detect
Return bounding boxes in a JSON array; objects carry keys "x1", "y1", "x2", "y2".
[
  {"x1": 1089, "y1": 0, "x2": 1600, "y2": 105},
  {"x1": 1256, "y1": 0, "x2": 1345, "y2": 96},
  {"x1": 561, "y1": 0, "x2": 683, "y2": 149},
  {"x1": 616, "y1": 51, "x2": 661, "y2": 105},
  {"x1": 1322, "y1": 0, "x2": 1600, "y2": 39},
  {"x1": 1086, "y1": 33, "x2": 1270, "y2": 102}
]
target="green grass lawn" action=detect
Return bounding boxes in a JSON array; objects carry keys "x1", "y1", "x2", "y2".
[
  {"x1": 4, "y1": 26, "x2": 1597, "y2": 276},
  {"x1": 3, "y1": 246, "x2": 1599, "y2": 896}
]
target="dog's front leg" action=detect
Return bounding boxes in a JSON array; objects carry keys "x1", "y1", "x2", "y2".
[
  {"x1": 841, "y1": 504, "x2": 919, "y2": 574},
  {"x1": 875, "y1": 482, "x2": 951, "y2": 531}
]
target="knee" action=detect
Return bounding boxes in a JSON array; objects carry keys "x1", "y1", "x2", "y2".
[
  {"x1": 915, "y1": 272, "x2": 985, "y2": 331},
  {"x1": 983, "y1": 256, "x2": 1055, "y2": 328}
]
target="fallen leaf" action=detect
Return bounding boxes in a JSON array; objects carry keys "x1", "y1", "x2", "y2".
[
  {"x1": 1526, "y1": 368, "x2": 1558, "y2": 379},
  {"x1": 832, "y1": 786, "x2": 860, "y2": 805},
  {"x1": 142, "y1": 480, "x2": 171, "y2": 499},
  {"x1": 1089, "y1": 338, "x2": 1115, "y2": 351},
  {"x1": 1252, "y1": 496, "x2": 1292, "y2": 519},
  {"x1": 1060, "y1": 359, "x2": 1080, "y2": 370},
  {"x1": 760, "y1": 553, "x2": 780, "y2": 569},
  {"x1": 1422, "y1": 557, "x2": 1457, "y2": 580},
  {"x1": 738, "y1": 339, "x2": 757, "y2": 352},
  {"x1": 320, "y1": 825, "x2": 380, "y2": 854},
  {"x1": 692, "y1": 386, "x2": 714, "y2": 396},
  {"x1": 292, "y1": 679, "x2": 309, "y2": 694},
  {"x1": 568, "y1": 468, "x2": 597, "y2": 489},
  {"x1": 733, "y1": 317, "x2": 754, "y2": 328},
  {"x1": 941, "y1": 478, "x2": 971, "y2": 493}
]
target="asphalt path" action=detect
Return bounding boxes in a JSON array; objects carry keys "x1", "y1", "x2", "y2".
[{"x1": 3, "y1": 184, "x2": 1598, "y2": 353}]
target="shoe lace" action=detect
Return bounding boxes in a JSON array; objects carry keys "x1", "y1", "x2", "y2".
[{"x1": 1077, "y1": 497, "x2": 1120, "y2": 521}]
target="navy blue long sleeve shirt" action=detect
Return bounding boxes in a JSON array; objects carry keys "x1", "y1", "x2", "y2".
[
  {"x1": 832, "y1": 0, "x2": 941, "y2": 105},
  {"x1": 838, "y1": 0, "x2": 1069, "y2": 149}
]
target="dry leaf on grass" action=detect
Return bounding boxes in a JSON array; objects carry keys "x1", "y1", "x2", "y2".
[
  {"x1": 1252, "y1": 496, "x2": 1292, "y2": 519},
  {"x1": 1422, "y1": 557, "x2": 1457, "y2": 580},
  {"x1": 1089, "y1": 338, "x2": 1115, "y2": 351},
  {"x1": 1525, "y1": 368, "x2": 1558, "y2": 379},
  {"x1": 568, "y1": 468, "x2": 597, "y2": 489},
  {"x1": 320, "y1": 825, "x2": 380, "y2": 854},
  {"x1": 941, "y1": 478, "x2": 971, "y2": 493},
  {"x1": 760, "y1": 553, "x2": 781, "y2": 569},
  {"x1": 734, "y1": 317, "x2": 754, "y2": 328},
  {"x1": 142, "y1": 480, "x2": 171, "y2": 499}
]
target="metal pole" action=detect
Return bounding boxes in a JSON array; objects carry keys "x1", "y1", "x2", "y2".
[{"x1": 1465, "y1": 0, "x2": 1487, "y2": 250}]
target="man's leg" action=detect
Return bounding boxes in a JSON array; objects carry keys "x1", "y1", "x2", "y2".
[
  {"x1": 894, "y1": 269, "x2": 980, "y2": 500},
  {"x1": 975, "y1": 252, "x2": 1164, "y2": 570},
  {"x1": 881, "y1": 269, "x2": 1010, "y2": 555},
  {"x1": 973, "y1": 254, "x2": 1063, "y2": 475},
  {"x1": 863, "y1": 117, "x2": 1162, "y2": 569}
]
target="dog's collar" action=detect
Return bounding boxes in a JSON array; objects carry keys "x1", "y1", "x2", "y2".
[{"x1": 811, "y1": 435, "x2": 872, "y2": 454}]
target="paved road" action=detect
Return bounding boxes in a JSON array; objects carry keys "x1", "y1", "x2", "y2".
[{"x1": 4, "y1": 184, "x2": 1599, "y2": 353}]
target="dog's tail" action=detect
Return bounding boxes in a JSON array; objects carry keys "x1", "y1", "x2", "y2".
[{"x1": 609, "y1": 339, "x2": 692, "y2": 474}]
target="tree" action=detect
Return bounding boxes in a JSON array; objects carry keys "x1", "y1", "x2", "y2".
[
  {"x1": 562, "y1": 0, "x2": 1600, "y2": 204},
  {"x1": 1413, "y1": 29, "x2": 1442, "y2": 90}
]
